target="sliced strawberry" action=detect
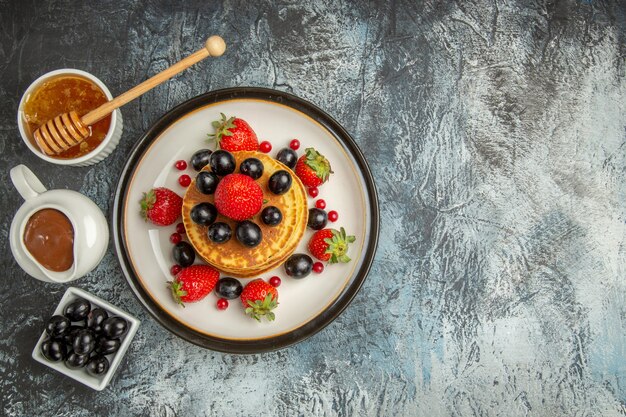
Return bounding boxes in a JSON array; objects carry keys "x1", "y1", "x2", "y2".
[{"x1": 295, "y1": 147, "x2": 333, "y2": 188}]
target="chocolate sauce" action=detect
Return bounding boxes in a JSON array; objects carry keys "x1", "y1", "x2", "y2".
[{"x1": 23, "y1": 209, "x2": 74, "y2": 272}]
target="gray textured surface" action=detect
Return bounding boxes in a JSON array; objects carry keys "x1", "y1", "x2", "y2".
[{"x1": 1, "y1": 0, "x2": 625, "y2": 416}]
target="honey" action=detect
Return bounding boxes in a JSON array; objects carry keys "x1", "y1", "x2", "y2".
[{"x1": 22, "y1": 75, "x2": 111, "y2": 159}]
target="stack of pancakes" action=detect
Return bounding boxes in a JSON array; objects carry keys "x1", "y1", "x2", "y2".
[{"x1": 182, "y1": 151, "x2": 308, "y2": 278}]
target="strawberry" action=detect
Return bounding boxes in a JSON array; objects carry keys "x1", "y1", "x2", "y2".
[
  {"x1": 308, "y1": 227, "x2": 356, "y2": 263},
  {"x1": 209, "y1": 113, "x2": 259, "y2": 152},
  {"x1": 169, "y1": 265, "x2": 220, "y2": 306},
  {"x1": 240, "y1": 279, "x2": 278, "y2": 321},
  {"x1": 140, "y1": 187, "x2": 183, "y2": 226},
  {"x1": 214, "y1": 174, "x2": 263, "y2": 221},
  {"x1": 295, "y1": 147, "x2": 333, "y2": 188}
]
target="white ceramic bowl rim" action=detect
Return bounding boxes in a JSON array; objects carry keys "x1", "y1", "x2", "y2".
[{"x1": 17, "y1": 68, "x2": 118, "y2": 165}]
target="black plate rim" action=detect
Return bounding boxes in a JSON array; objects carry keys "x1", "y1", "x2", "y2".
[{"x1": 112, "y1": 87, "x2": 379, "y2": 354}]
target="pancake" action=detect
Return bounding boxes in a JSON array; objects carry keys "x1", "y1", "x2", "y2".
[{"x1": 182, "y1": 151, "x2": 308, "y2": 278}]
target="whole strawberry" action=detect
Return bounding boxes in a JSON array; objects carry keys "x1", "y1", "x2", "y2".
[
  {"x1": 214, "y1": 174, "x2": 263, "y2": 221},
  {"x1": 169, "y1": 265, "x2": 220, "y2": 306},
  {"x1": 295, "y1": 147, "x2": 333, "y2": 188},
  {"x1": 209, "y1": 113, "x2": 259, "y2": 152},
  {"x1": 240, "y1": 279, "x2": 278, "y2": 321},
  {"x1": 140, "y1": 187, "x2": 183, "y2": 226},
  {"x1": 308, "y1": 227, "x2": 356, "y2": 263}
]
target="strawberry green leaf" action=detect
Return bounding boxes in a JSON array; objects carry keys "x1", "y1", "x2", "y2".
[
  {"x1": 139, "y1": 190, "x2": 156, "y2": 221},
  {"x1": 244, "y1": 294, "x2": 277, "y2": 322},
  {"x1": 303, "y1": 147, "x2": 333, "y2": 183},
  {"x1": 323, "y1": 227, "x2": 356, "y2": 264},
  {"x1": 245, "y1": 306, "x2": 260, "y2": 322},
  {"x1": 168, "y1": 280, "x2": 187, "y2": 308},
  {"x1": 207, "y1": 113, "x2": 236, "y2": 148}
]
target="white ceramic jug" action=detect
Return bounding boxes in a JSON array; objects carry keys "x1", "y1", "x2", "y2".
[{"x1": 9, "y1": 165, "x2": 109, "y2": 283}]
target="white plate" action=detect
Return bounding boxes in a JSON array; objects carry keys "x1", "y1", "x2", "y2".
[{"x1": 113, "y1": 88, "x2": 378, "y2": 353}]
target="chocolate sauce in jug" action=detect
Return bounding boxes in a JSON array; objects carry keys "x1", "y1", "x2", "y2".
[{"x1": 23, "y1": 209, "x2": 74, "y2": 272}]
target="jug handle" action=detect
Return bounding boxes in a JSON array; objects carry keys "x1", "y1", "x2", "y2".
[{"x1": 10, "y1": 165, "x2": 47, "y2": 200}]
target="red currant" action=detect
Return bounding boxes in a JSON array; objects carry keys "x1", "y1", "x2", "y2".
[
  {"x1": 260, "y1": 141, "x2": 272, "y2": 153},
  {"x1": 175, "y1": 160, "x2": 187, "y2": 170},
  {"x1": 269, "y1": 276, "x2": 281, "y2": 287},
  {"x1": 313, "y1": 262, "x2": 324, "y2": 274},
  {"x1": 308, "y1": 187, "x2": 319, "y2": 198},
  {"x1": 328, "y1": 210, "x2": 338, "y2": 222},
  {"x1": 289, "y1": 139, "x2": 300, "y2": 150},
  {"x1": 178, "y1": 174, "x2": 191, "y2": 187},
  {"x1": 170, "y1": 265, "x2": 182, "y2": 276},
  {"x1": 176, "y1": 222, "x2": 186, "y2": 235},
  {"x1": 315, "y1": 199, "x2": 326, "y2": 209},
  {"x1": 217, "y1": 298, "x2": 229, "y2": 310},
  {"x1": 169, "y1": 232, "x2": 182, "y2": 244}
]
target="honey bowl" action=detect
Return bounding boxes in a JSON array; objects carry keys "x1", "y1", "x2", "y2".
[{"x1": 17, "y1": 69, "x2": 123, "y2": 167}]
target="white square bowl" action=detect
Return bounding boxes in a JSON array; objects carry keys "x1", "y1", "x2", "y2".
[{"x1": 32, "y1": 287, "x2": 140, "y2": 391}]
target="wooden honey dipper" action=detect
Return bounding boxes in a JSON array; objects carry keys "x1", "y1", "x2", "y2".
[{"x1": 33, "y1": 35, "x2": 226, "y2": 156}]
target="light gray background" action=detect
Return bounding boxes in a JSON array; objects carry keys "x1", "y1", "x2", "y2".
[{"x1": 1, "y1": 1, "x2": 625, "y2": 416}]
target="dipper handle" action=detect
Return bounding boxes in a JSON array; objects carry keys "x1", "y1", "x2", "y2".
[{"x1": 81, "y1": 36, "x2": 226, "y2": 126}]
